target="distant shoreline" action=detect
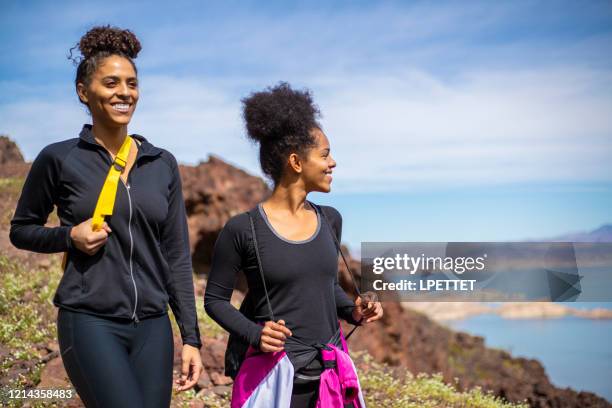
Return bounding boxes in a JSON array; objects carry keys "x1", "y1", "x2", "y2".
[{"x1": 403, "y1": 301, "x2": 612, "y2": 321}]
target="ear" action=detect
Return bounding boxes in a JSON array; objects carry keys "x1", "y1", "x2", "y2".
[
  {"x1": 288, "y1": 152, "x2": 303, "y2": 174},
  {"x1": 76, "y1": 82, "x2": 89, "y2": 104}
]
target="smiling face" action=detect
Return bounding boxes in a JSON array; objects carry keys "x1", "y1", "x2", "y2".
[
  {"x1": 300, "y1": 128, "x2": 337, "y2": 193},
  {"x1": 76, "y1": 54, "x2": 139, "y2": 128}
]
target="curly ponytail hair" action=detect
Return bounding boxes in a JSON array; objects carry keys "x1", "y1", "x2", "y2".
[{"x1": 242, "y1": 82, "x2": 322, "y2": 185}]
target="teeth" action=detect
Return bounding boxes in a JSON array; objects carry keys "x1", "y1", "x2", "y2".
[{"x1": 112, "y1": 104, "x2": 130, "y2": 111}]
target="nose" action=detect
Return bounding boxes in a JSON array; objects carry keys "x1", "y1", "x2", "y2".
[
  {"x1": 329, "y1": 155, "x2": 337, "y2": 168},
  {"x1": 117, "y1": 82, "x2": 130, "y2": 98}
]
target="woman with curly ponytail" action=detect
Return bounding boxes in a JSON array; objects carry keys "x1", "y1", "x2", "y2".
[
  {"x1": 10, "y1": 25, "x2": 203, "y2": 407},
  {"x1": 204, "y1": 82, "x2": 383, "y2": 407}
]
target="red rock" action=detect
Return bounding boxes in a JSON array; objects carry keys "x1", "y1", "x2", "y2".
[
  {"x1": 179, "y1": 155, "x2": 269, "y2": 275},
  {"x1": 37, "y1": 359, "x2": 67, "y2": 389},
  {"x1": 196, "y1": 369, "x2": 211, "y2": 389},
  {"x1": 36, "y1": 357, "x2": 83, "y2": 407},
  {"x1": 0, "y1": 135, "x2": 24, "y2": 165},
  {"x1": 212, "y1": 385, "x2": 232, "y2": 396},
  {"x1": 209, "y1": 372, "x2": 233, "y2": 386}
]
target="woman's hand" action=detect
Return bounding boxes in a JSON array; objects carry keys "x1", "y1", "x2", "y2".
[
  {"x1": 259, "y1": 319, "x2": 292, "y2": 353},
  {"x1": 175, "y1": 344, "x2": 203, "y2": 392},
  {"x1": 353, "y1": 296, "x2": 384, "y2": 323},
  {"x1": 69, "y1": 218, "x2": 112, "y2": 255}
]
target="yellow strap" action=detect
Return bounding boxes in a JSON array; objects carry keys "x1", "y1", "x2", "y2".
[
  {"x1": 91, "y1": 135, "x2": 133, "y2": 231},
  {"x1": 61, "y1": 135, "x2": 133, "y2": 270}
]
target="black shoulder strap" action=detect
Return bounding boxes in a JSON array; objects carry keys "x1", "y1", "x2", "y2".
[
  {"x1": 310, "y1": 202, "x2": 363, "y2": 340},
  {"x1": 247, "y1": 209, "x2": 275, "y2": 322},
  {"x1": 310, "y1": 202, "x2": 361, "y2": 297}
]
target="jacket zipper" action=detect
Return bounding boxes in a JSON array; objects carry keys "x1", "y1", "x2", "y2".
[{"x1": 123, "y1": 179, "x2": 139, "y2": 323}]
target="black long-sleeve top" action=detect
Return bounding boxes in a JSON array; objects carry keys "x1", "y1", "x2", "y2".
[
  {"x1": 204, "y1": 200, "x2": 360, "y2": 351},
  {"x1": 10, "y1": 124, "x2": 202, "y2": 348}
]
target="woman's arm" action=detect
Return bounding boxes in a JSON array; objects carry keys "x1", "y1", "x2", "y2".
[
  {"x1": 204, "y1": 218, "x2": 264, "y2": 348},
  {"x1": 10, "y1": 145, "x2": 73, "y2": 253},
  {"x1": 160, "y1": 154, "x2": 202, "y2": 349}
]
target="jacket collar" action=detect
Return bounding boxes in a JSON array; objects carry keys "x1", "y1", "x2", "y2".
[{"x1": 78, "y1": 124, "x2": 163, "y2": 159}]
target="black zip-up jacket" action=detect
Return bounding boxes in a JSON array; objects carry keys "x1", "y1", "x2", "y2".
[{"x1": 10, "y1": 124, "x2": 202, "y2": 349}]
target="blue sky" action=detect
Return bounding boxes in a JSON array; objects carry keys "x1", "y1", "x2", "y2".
[{"x1": 1, "y1": 0, "x2": 611, "y2": 252}]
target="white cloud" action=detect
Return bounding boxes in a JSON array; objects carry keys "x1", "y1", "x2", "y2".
[
  {"x1": 311, "y1": 67, "x2": 612, "y2": 191},
  {"x1": 1, "y1": 2, "x2": 611, "y2": 193},
  {"x1": 4, "y1": 66, "x2": 610, "y2": 194},
  {"x1": 0, "y1": 96, "x2": 88, "y2": 158}
]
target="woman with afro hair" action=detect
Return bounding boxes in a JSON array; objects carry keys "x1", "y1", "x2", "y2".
[
  {"x1": 10, "y1": 26, "x2": 202, "y2": 407},
  {"x1": 204, "y1": 82, "x2": 383, "y2": 407}
]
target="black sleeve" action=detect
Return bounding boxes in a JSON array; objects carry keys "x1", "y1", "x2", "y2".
[
  {"x1": 204, "y1": 217, "x2": 264, "y2": 348},
  {"x1": 160, "y1": 154, "x2": 202, "y2": 349},
  {"x1": 324, "y1": 206, "x2": 362, "y2": 326},
  {"x1": 10, "y1": 145, "x2": 73, "y2": 253}
]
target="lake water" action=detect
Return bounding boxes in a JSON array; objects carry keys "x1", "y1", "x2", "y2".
[{"x1": 448, "y1": 303, "x2": 612, "y2": 403}]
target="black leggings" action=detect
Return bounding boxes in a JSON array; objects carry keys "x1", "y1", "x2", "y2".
[
  {"x1": 290, "y1": 379, "x2": 355, "y2": 408},
  {"x1": 56, "y1": 308, "x2": 174, "y2": 408},
  {"x1": 291, "y1": 379, "x2": 320, "y2": 407}
]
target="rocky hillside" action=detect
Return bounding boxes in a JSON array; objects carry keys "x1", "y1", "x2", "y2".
[
  {"x1": 179, "y1": 155, "x2": 269, "y2": 273},
  {"x1": 1, "y1": 136, "x2": 609, "y2": 407}
]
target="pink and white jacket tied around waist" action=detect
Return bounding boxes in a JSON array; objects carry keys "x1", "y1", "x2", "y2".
[{"x1": 231, "y1": 334, "x2": 366, "y2": 408}]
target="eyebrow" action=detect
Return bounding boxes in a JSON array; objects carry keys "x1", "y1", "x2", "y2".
[
  {"x1": 102, "y1": 75, "x2": 138, "y2": 81},
  {"x1": 321, "y1": 147, "x2": 330, "y2": 153}
]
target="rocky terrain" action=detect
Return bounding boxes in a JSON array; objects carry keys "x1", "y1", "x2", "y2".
[
  {"x1": 1, "y1": 135, "x2": 610, "y2": 407},
  {"x1": 179, "y1": 155, "x2": 269, "y2": 274}
]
